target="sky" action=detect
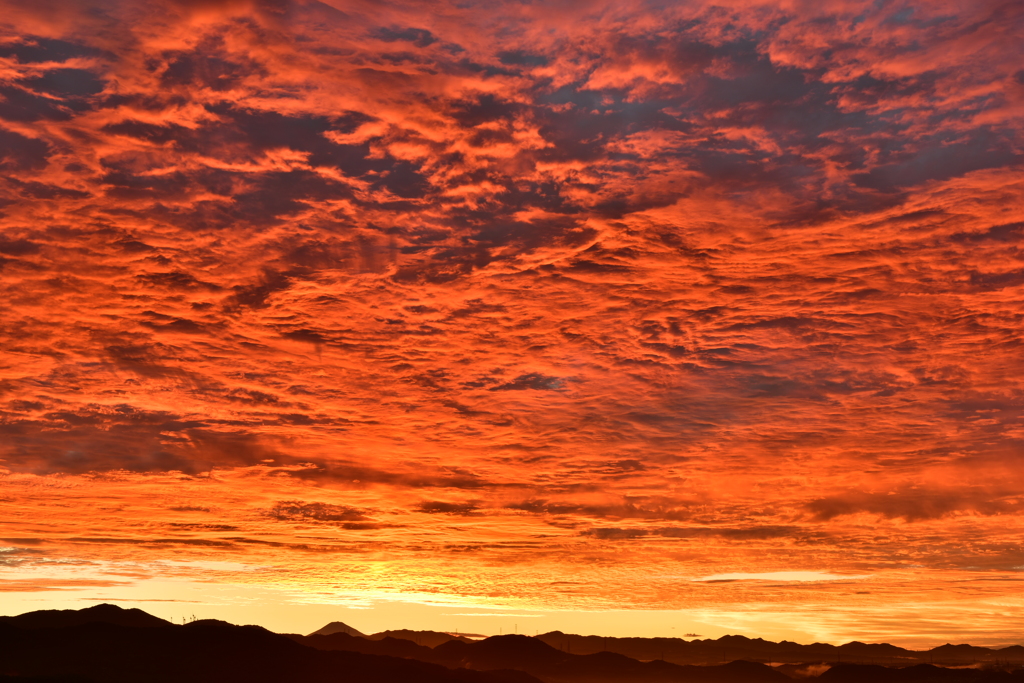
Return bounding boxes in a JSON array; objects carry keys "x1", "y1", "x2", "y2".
[{"x1": 1, "y1": 0, "x2": 1023, "y2": 648}]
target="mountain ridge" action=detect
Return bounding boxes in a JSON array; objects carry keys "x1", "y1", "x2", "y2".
[
  {"x1": 3, "y1": 604, "x2": 1024, "y2": 683},
  {"x1": 0, "y1": 606, "x2": 541, "y2": 683},
  {"x1": 0, "y1": 603, "x2": 172, "y2": 630},
  {"x1": 528, "y1": 631, "x2": 1024, "y2": 666}
]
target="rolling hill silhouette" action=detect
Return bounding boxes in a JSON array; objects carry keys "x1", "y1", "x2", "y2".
[
  {"x1": 365, "y1": 629, "x2": 474, "y2": 647},
  {"x1": 529, "y1": 632, "x2": 1024, "y2": 667},
  {"x1": 289, "y1": 631, "x2": 1024, "y2": 683},
  {"x1": 818, "y1": 663, "x2": 1024, "y2": 683},
  {"x1": 429, "y1": 635, "x2": 792, "y2": 683},
  {"x1": 296, "y1": 625, "x2": 1024, "y2": 670},
  {"x1": 3, "y1": 605, "x2": 1024, "y2": 683},
  {"x1": 293, "y1": 631, "x2": 438, "y2": 659},
  {"x1": 0, "y1": 605, "x2": 539, "y2": 683},
  {"x1": 293, "y1": 631, "x2": 795, "y2": 683},
  {"x1": 0, "y1": 603, "x2": 171, "y2": 630}
]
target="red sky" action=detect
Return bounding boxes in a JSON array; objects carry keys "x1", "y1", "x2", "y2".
[{"x1": 1, "y1": 0, "x2": 1023, "y2": 646}]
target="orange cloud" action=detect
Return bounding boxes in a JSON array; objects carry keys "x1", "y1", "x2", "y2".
[{"x1": 1, "y1": 0, "x2": 1023, "y2": 646}]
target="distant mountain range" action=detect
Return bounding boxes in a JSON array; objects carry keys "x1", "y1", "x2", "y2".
[
  {"x1": 293, "y1": 619, "x2": 1024, "y2": 668},
  {"x1": 528, "y1": 632, "x2": 1024, "y2": 667},
  {"x1": 293, "y1": 631, "x2": 791, "y2": 683},
  {"x1": 1, "y1": 604, "x2": 1022, "y2": 683}
]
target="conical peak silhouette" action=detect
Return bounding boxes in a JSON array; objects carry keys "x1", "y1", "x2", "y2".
[{"x1": 308, "y1": 621, "x2": 366, "y2": 637}]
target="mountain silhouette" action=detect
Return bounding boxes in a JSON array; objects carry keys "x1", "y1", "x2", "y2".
[
  {"x1": 0, "y1": 603, "x2": 171, "y2": 630},
  {"x1": 309, "y1": 621, "x2": 367, "y2": 637},
  {"x1": 293, "y1": 629, "x2": 1024, "y2": 683},
  {"x1": 4, "y1": 605, "x2": 1024, "y2": 683},
  {"x1": 430, "y1": 635, "x2": 794, "y2": 683},
  {"x1": 292, "y1": 631, "x2": 437, "y2": 659},
  {"x1": 532, "y1": 632, "x2": 1024, "y2": 667},
  {"x1": 0, "y1": 606, "x2": 540, "y2": 683},
  {"x1": 295, "y1": 632, "x2": 792, "y2": 683},
  {"x1": 293, "y1": 626, "x2": 1024, "y2": 683},
  {"x1": 367, "y1": 629, "x2": 474, "y2": 647},
  {"x1": 818, "y1": 663, "x2": 1024, "y2": 683},
  {"x1": 0, "y1": 677, "x2": 95, "y2": 682}
]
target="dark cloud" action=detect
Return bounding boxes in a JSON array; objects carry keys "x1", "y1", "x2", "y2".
[
  {"x1": 0, "y1": 402, "x2": 292, "y2": 475},
  {"x1": 509, "y1": 499, "x2": 695, "y2": 521},
  {"x1": 0, "y1": 84, "x2": 78, "y2": 121},
  {"x1": 582, "y1": 525, "x2": 801, "y2": 540},
  {"x1": 0, "y1": 236, "x2": 42, "y2": 255},
  {"x1": 0, "y1": 37, "x2": 103, "y2": 63},
  {"x1": 853, "y1": 137, "x2": 1021, "y2": 191},
  {"x1": 160, "y1": 51, "x2": 262, "y2": 91},
  {"x1": 806, "y1": 490, "x2": 1022, "y2": 521},
  {"x1": 268, "y1": 501, "x2": 371, "y2": 522},
  {"x1": 23, "y1": 68, "x2": 105, "y2": 97},
  {"x1": 374, "y1": 27, "x2": 437, "y2": 48},
  {"x1": 0, "y1": 128, "x2": 50, "y2": 170},
  {"x1": 489, "y1": 373, "x2": 567, "y2": 392},
  {"x1": 497, "y1": 50, "x2": 548, "y2": 67},
  {"x1": 418, "y1": 501, "x2": 479, "y2": 515},
  {"x1": 136, "y1": 271, "x2": 222, "y2": 291}
]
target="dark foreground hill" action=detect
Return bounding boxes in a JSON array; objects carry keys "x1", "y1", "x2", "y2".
[
  {"x1": 4, "y1": 605, "x2": 1024, "y2": 683},
  {"x1": 0, "y1": 606, "x2": 539, "y2": 683},
  {"x1": 818, "y1": 664, "x2": 1024, "y2": 683}
]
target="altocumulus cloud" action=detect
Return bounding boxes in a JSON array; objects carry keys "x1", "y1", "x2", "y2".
[{"x1": 0, "y1": 0, "x2": 1023, "y2": 641}]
